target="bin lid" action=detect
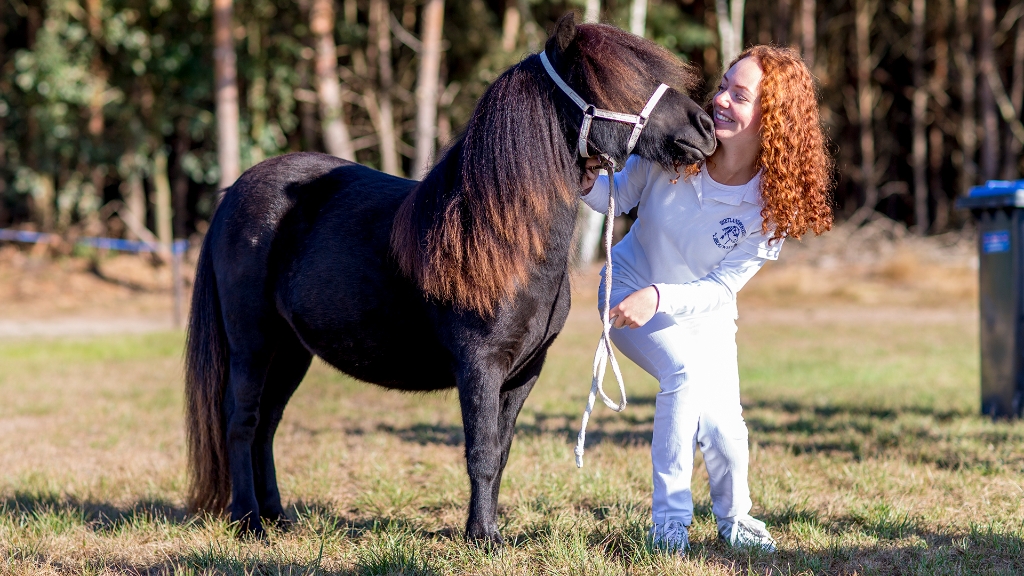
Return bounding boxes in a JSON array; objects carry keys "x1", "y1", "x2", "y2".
[{"x1": 956, "y1": 180, "x2": 1024, "y2": 209}]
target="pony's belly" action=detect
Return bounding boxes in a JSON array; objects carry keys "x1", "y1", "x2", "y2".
[
  {"x1": 313, "y1": 338, "x2": 457, "y2": 391},
  {"x1": 286, "y1": 303, "x2": 457, "y2": 391}
]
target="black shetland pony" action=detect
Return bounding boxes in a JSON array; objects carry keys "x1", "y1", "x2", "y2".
[{"x1": 185, "y1": 13, "x2": 716, "y2": 543}]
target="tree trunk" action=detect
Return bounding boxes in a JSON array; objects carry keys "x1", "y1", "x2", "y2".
[
  {"x1": 311, "y1": 0, "x2": 356, "y2": 160},
  {"x1": 501, "y1": 0, "x2": 520, "y2": 52},
  {"x1": 298, "y1": 58, "x2": 319, "y2": 151},
  {"x1": 911, "y1": 0, "x2": 927, "y2": 234},
  {"x1": 800, "y1": 0, "x2": 815, "y2": 70},
  {"x1": 152, "y1": 149, "x2": 173, "y2": 251},
  {"x1": 517, "y1": 0, "x2": 542, "y2": 52},
  {"x1": 577, "y1": 0, "x2": 604, "y2": 266},
  {"x1": 372, "y1": 0, "x2": 401, "y2": 175},
  {"x1": 34, "y1": 173, "x2": 55, "y2": 233},
  {"x1": 248, "y1": 20, "x2": 267, "y2": 166},
  {"x1": 172, "y1": 119, "x2": 191, "y2": 239},
  {"x1": 978, "y1": 0, "x2": 999, "y2": 182},
  {"x1": 1002, "y1": 4, "x2": 1024, "y2": 179},
  {"x1": 122, "y1": 153, "x2": 147, "y2": 240},
  {"x1": 213, "y1": 0, "x2": 241, "y2": 189},
  {"x1": 954, "y1": 0, "x2": 977, "y2": 194},
  {"x1": 929, "y1": 126, "x2": 949, "y2": 231},
  {"x1": 774, "y1": 0, "x2": 790, "y2": 46},
  {"x1": 630, "y1": 0, "x2": 647, "y2": 36},
  {"x1": 849, "y1": 0, "x2": 878, "y2": 224},
  {"x1": 715, "y1": 0, "x2": 745, "y2": 67},
  {"x1": 930, "y1": 0, "x2": 951, "y2": 232},
  {"x1": 413, "y1": 0, "x2": 444, "y2": 178}
]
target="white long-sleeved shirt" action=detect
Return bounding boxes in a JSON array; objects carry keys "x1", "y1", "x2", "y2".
[{"x1": 582, "y1": 156, "x2": 782, "y2": 319}]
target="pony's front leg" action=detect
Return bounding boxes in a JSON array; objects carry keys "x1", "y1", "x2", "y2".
[
  {"x1": 456, "y1": 366, "x2": 504, "y2": 544},
  {"x1": 489, "y1": 348, "x2": 548, "y2": 521}
]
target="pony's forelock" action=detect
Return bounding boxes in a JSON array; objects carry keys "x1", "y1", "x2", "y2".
[{"x1": 569, "y1": 24, "x2": 701, "y2": 115}]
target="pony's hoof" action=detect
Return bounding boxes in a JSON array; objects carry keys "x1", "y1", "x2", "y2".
[
  {"x1": 263, "y1": 514, "x2": 293, "y2": 533},
  {"x1": 465, "y1": 523, "x2": 503, "y2": 548},
  {"x1": 232, "y1": 516, "x2": 268, "y2": 541}
]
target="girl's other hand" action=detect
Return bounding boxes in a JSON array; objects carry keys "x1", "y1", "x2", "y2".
[
  {"x1": 609, "y1": 286, "x2": 658, "y2": 329},
  {"x1": 581, "y1": 157, "x2": 603, "y2": 194}
]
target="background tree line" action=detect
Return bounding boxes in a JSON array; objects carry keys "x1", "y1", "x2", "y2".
[{"x1": 0, "y1": 0, "x2": 1022, "y2": 247}]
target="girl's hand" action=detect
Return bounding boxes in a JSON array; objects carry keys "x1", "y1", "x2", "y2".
[
  {"x1": 580, "y1": 157, "x2": 603, "y2": 194},
  {"x1": 609, "y1": 286, "x2": 658, "y2": 329}
]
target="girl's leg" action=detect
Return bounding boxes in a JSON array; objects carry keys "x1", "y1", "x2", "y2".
[
  {"x1": 690, "y1": 320, "x2": 753, "y2": 524},
  {"x1": 692, "y1": 320, "x2": 774, "y2": 549},
  {"x1": 609, "y1": 313, "x2": 704, "y2": 527}
]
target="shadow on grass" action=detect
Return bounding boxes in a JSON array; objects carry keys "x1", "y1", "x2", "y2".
[
  {"x1": 5, "y1": 493, "x2": 1022, "y2": 574},
  {"x1": 579, "y1": 501, "x2": 1024, "y2": 575},
  {"x1": 367, "y1": 422, "x2": 465, "y2": 446},
  {"x1": 287, "y1": 500, "x2": 460, "y2": 542},
  {"x1": 2, "y1": 495, "x2": 445, "y2": 575},
  {"x1": 741, "y1": 398, "x2": 1024, "y2": 472},
  {"x1": 744, "y1": 398, "x2": 970, "y2": 421},
  {"x1": 362, "y1": 411, "x2": 656, "y2": 449},
  {"x1": 505, "y1": 503, "x2": 1024, "y2": 575},
  {"x1": 1, "y1": 491, "x2": 191, "y2": 531},
  {"x1": 346, "y1": 395, "x2": 1024, "y2": 477},
  {"x1": 703, "y1": 504, "x2": 1024, "y2": 575}
]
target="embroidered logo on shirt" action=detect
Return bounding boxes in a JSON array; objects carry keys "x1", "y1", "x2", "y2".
[{"x1": 713, "y1": 217, "x2": 746, "y2": 249}]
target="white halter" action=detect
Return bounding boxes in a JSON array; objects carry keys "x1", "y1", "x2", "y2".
[{"x1": 539, "y1": 50, "x2": 671, "y2": 160}]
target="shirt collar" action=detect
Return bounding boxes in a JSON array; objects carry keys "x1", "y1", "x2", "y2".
[{"x1": 697, "y1": 164, "x2": 762, "y2": 207}]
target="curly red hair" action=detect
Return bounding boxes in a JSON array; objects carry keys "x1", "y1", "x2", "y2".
[{"x1": 687, "y1": 45, "x2": 833, "y2": 241}]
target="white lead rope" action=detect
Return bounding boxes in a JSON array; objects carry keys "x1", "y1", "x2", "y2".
[{"x1": 575, "y1": 159, "x2": 628, "y2": 468}]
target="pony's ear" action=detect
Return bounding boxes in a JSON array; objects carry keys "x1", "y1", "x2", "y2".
[{"x1": 550, "y1": 12, "x2": 577, "y2": 54}]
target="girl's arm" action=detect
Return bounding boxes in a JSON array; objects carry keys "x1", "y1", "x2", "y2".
[
  {"x1": 580, "y1": 155, "x2": 650, "y2": 216},
  {"x1": 653, "y1": 233, "x2": 784, "y2": 316}
]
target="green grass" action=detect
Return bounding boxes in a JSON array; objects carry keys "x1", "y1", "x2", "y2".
[{"x1": 0, "y1": 303, "x2": 1022, "y2": 575}]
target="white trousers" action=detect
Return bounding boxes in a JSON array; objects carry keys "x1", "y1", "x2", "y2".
[{"x1": 605, "y1": 283, "x2": 752, "y2": 531}]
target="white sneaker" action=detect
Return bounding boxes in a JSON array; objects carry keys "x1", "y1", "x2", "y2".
[
  {"x1": 719, "y1": 516, "x2": 776, "y2": 552},
  {"x1": 649, "y1": 519, "x2": 689, "y2": 553}
]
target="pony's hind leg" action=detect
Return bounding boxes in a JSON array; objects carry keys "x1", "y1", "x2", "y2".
[
  {"x1": 252, "y1": 333, "x2": 313, "y2": 525},
  {"x1": 222, "y1": 327, "x2": 279, "y2": 538}
]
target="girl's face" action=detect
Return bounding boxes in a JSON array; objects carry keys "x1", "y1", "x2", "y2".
[{"x1": 711, "y1": 57, "x2": 763, "y2": 149}]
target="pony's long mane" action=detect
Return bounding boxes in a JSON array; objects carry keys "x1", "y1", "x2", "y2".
[{"x1": 391, "y1": 23, "x2": 698, "y2": 316}]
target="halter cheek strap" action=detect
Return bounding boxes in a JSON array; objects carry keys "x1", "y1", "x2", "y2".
[{"x1": 539, "y1": 50, "x2": 671, "y2": 159}]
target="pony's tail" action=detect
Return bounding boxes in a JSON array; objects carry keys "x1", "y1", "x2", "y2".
[{"x1": 184, "y1": 230, "x2": 231, "y2": 513}]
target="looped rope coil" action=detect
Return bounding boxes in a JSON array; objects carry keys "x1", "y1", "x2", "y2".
[{"x1": 574, "y1": 156, "x2": 628, "y2": 468}]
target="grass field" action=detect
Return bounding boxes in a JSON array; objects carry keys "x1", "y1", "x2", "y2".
[{"x1": 1, "y1": 275, "x2": 1023, "y2": 575}]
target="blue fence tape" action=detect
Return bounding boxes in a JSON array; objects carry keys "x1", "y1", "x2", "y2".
[
  {"x1": 0, "y1": 229, "x2": 55, "y2": 244},
  {"x1": 0, "y1": 229, "x2": 187, "y2": 255}
]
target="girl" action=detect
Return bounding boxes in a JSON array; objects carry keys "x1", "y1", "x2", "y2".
[{"x1": 581, "y1": 46, "x2": 833, "y2": 552}]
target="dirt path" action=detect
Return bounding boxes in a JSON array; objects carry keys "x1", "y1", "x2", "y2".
[{"x1": 0, "y1": 316, "x2": 175, "y2": 338}]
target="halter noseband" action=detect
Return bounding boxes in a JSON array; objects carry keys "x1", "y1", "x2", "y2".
[{"x1": 539, "y1": 50, "x2": 670, "y2": 162}]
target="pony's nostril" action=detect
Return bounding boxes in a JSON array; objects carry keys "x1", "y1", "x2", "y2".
[{"x1": 700, "y1": 111, "x2": 714, "y2": 135}]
